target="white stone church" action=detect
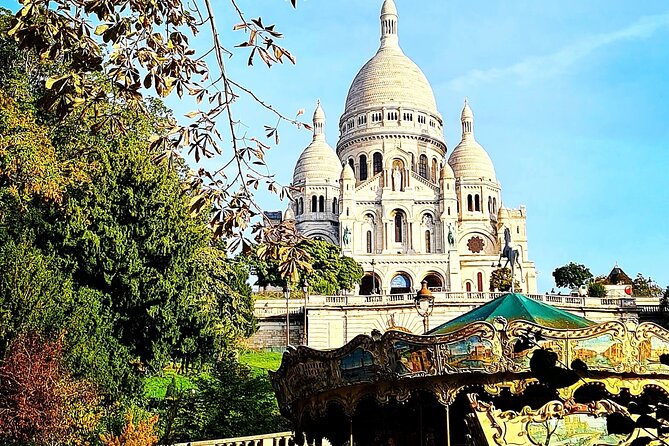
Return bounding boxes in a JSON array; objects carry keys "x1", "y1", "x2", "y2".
[{"x1": 287, "y1": 0, "x2": 537, "y2": 295}]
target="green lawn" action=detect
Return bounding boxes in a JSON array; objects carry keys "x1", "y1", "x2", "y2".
[
  {"x1": 144, "y1": 370, "x2": 196, "y2": 399},
  {"x1": 144, "y1": 351, "x2": 282, "y2": 398},
  {"x1": 239, "y1": 350, "x2": 283, "y2": 373}
]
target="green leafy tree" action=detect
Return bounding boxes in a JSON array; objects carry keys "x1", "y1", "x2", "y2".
[
  {"x1": 1, "y1": 12, "x2": 256, "y2": 377},
  {"x1": 489, "y1": 268, "x2": 521, "y2": 292},
  {"x1": 171, "y1": 357, "x2": 289, "y2": 442},
  {"x1": 252, "y1": 239, "x2": 364, "y2": 295},
  {"x1": 552, "y1": 262, "x2": 593, "y2": 289},
  {"x1": 7, "y1": 0, "x2": 308, "y2": 251},
  {"x1": 632, "y1": 273, "x2": 663, "y2": 297},
  {"x1": 587, "y1": 282, "x2": 607, "y2": 297}
]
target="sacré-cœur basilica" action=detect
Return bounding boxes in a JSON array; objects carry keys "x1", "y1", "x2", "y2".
[{"x1": 287, "y1": 0, "x2": 536, "y2": 297}]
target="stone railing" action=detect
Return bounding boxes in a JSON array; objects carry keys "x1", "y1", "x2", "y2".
[
  {"x1": 172, "y1": 431, "x2": 294, "y2": 446},
  {"x1": 172, "y1": 432, "x2": 331, "y2": 446},
  {"x1": 254, "y1": 300, "x2": 305, "y2": 318},
  {"x1": 254, "y1": 292, "x2": 650, "y2": 318}
]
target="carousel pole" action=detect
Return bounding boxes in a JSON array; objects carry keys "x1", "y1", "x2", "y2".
[
  {"x1": 446, "y1": 404, "x2": 451, "y2": 446},
  {"x1": 349, "y1": 417, "x2": 353, "y2": 446}
]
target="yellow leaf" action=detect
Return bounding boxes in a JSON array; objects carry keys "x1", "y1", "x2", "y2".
[{"x1": 94, "y1": 24, "x2": 110, "y2": 35}]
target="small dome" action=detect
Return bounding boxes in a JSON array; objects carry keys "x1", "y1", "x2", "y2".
[
  {"x1": 292, "y1": 102, "x2": 341, "y2": 184},
  {"x1": 448, "y1": 140, "x2": 497, "y2": 181},
  {"x1": 461, "y1": 98, "x2": 473, "y2": 120},
  {"x1": 340, "y1": 163, "x2": 355, "y2": 181},
  {"x1": 448, "y1": 99, "x2": 497, "y2": 182},
  {"x1": 292, "y1": 140, "x2": 340, "y2": 184},
  {"x1": 284, "y1": 206, "x2": 295, "y2": 221},
  {"x1": 440, "y1": 162, "x2": 455, "y2": 180},
  {"x1": 498, "y1": 206, "x2": 510, "y2": 221},
  {"x1": 381, "y1": 0, "x2": 398, "y2": 16},
  {"x1": 313, "y1": 100, "x2": 325, "y2": 122}
]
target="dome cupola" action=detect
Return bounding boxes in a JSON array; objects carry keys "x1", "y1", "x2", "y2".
[
  {"x1": 448, "y1": 99, "x2": 497, "y2": 182},
  {"x1": 340, "y1": 0, "x2": 440, "y2": 120},
  {"x1": 292, "y1": 101, "x2": 341, "y2": 185}
]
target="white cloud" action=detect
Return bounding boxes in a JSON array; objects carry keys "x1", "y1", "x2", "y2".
[{"x1": 446, "y1": 12, "x2": 669, "y2": 90}]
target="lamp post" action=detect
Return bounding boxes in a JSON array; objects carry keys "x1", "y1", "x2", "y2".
[
  {"x1": 283, "y1": 283, "x2": 291, "y2": 348},
  {"x1": 371, "y1": 258, "x2": 377, "y2": 294},
  {"x1": 415, "y1": 280, "x2": 435, "y2": 334},
  {"x1": 302, "y1": 279, "x2": 309, "y2": 346}
]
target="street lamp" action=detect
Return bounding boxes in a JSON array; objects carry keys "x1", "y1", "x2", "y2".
[
  {"x1": 371, "y1": 259, "x2": 378, "y2": 294},
  {"x1": 302, "y1": 279, "x2": 309, "y2": 346},
  {"x1": 283, "y1": 283, "x2": 291, "y2": 348},
  {"x1": 415, "y1": 280, "x2": 435, "y2": 334}
]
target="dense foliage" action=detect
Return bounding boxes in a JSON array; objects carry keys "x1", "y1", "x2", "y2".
[
  {"x1": 489, "y1": 267, "x2": 521, "y2": 292},
  {"x1": 251, "y1": 239, "x2": 364, "y2": 294},
  {"x1": 0, "y1": 8, "x2": 280, "y2": 444},
  {"x1": 587, "y1": 281, "x2": 607, "y2": 297},
  {"x1": 552, "y1": 262, "x2": 593, "y2": 289},
  {"x1": 632, "y1": 273, "x2": 663, "y2": 297}
]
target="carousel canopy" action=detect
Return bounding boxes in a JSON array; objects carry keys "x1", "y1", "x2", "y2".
[{"x1": 427, "y1": 292, "x2": 594, "y2": 334}]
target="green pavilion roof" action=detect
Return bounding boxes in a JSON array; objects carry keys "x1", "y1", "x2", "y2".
[{"x1": 427, "y1": 293, "x2": 594, "y2": 335}]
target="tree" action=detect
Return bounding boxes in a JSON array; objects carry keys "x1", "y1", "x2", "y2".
[
  {"x1": 7, "y1": 0, "x2": 308, "y2": 251},
  {"x1": 0, "y1": 239, "x2": 138, "y2": 396},
  {"x1": 100, "y1": 412, "x2": 159, "y2": 446},
  {"x1": 632, "y1": 273, "x2": 663, "y2": 297},
  {"x1": 0, "y1": 333, "x2": 100, "y2": 445},
  {"x1": 489, "y1": 267, "x2": 521, "y2": 292},
  {"x1": 552, "y1": 262, "x2": 592, "y2": 289},
  {"x1": 161, "y1": 357, "x2": 290, "y2": 442},
  {"x1": 1, "y1": 16, "x2": 256, "y2": 375},
  {"x1": 252, "y1": 239, "x2": 364, "y2": 295},
  {"x1": 587, "y1": 282, "x2": 607, "y2": 297}
]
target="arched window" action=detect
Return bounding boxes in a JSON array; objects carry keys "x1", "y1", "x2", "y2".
[
  {"x1": 419, "y1": 154, "x2": 428, "y2": 179},
  {"x1": 467, "y1": 194, "x2": 473, "y2": 212},
  {"x1": 311, "y1": 195, "x2": 317, "y2": 212},
  {"x1": 466, "y1": 282, "x2": 472, "y2": 292},
  {"x1": 431, "y1": 159, "x2": 438, "y2": 182},
  {"x1": 475, "y1": 194, "x2": 480, "y2": 212},
  {"x1": 477, "y1": 272, "x2": 483, "y2": 292},
  {"x1": 493, "y1": 198, "x2": 497, "y2": 214},
  {"x1": 348, "y1": 158, "x2": 355, "y2": 177},
  {"x1": 366, "y1": 230, "x2": 372, "y2": 253},
  {"x1": 447, "y1": 206, "x2": 451, "y2": 216},
  {"x1": 394, "y1": 211, "x2": 404, "y2": 242},
  {"x1": 332, "y1": 197, "x2": 338, "y2": 214},
  {"x1": 299, "y1": 197, "x2": 304, "y2": 215},
  {"x1": 488, "y1": 196, "x2": 492, "y2": 213},
  {"x1": 425, "y1": 230, "x2": 431, "y2": 253},
  {"x1": 318, "y1": 195, "x2": 325, "y2": 212},
  {"x1": 373, "y1": 153, "x2": 383, "y2": 175},
  {"x1": 359, "y1": 154, "x2": 368, "y2": 180}
]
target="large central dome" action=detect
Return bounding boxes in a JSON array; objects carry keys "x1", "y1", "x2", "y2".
[
  {"x1": 342, "y1": 0, "x2": 438, "y2": 117},
  {"x1": 344, "y1": 46, "x2": 438, "y2": 114}
]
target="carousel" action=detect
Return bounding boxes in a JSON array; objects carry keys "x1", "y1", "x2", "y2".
[{"x1": 270, "y1": 286, "x2": 669, "y2": 446}]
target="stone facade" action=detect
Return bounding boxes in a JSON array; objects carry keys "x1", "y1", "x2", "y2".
[{"x1": 288, "y1": 0, "x2": 537, "y2": 296}]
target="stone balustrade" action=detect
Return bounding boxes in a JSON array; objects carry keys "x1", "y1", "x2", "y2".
[
  {"x1": 254, "y1": 292, "x2": 648, "y2": 318},
  {"x1": 172, "y1": 432, "x2": 331, "y2": 446},
  {"x1": 171, "y1": 431, "x2": 292, "y2": 446}
]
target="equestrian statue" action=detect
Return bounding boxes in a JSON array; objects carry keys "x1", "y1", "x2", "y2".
[{"x1": 497, "y1": 227, "x2": 524, "y2": 293}]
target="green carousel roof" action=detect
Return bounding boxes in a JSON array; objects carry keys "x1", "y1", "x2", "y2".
[{"x1": 427, "y1": 293, "x2": 594, "y2": 334}]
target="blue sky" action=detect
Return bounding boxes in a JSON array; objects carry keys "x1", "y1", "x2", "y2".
[
  {"x1": 5, "y1": 0, "x2": 669, "y2": 292},
  {"x1": 216, "y1": 0, "x2": 669, "y2": 293}
]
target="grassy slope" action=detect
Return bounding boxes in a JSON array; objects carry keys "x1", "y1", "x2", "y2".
[{"x1": 144, "y1": 351, "x2": 283, "y2": 398}]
